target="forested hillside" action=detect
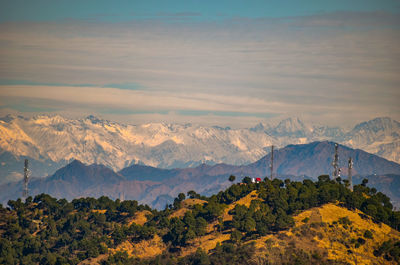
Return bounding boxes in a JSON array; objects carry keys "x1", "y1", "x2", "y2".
[{"x1": 1, "y1": 176, "x2": 400, "y2": 264}]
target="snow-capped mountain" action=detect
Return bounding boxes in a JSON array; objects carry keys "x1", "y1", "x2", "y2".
[
  {"x1": 0, "y1": 114, "x2": 399, "y2": 184},
  {"x1": 268, "y1": 117, "x2": 312, "y2": 138},
  {"x1": 0, "y1": 114, "x2": 274, "y2": 183},
  {"x1": 343, "y1": 117, "x2": 400, "y2": 164}
]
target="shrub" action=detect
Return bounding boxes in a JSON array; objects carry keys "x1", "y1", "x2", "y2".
[
  {"x1": 364, "y1": 230, "x2": 373, "y2": 239},
  {"x1": 357, "y1": 237, "x2": 366, "y2": 245},
  {"x1": 338, "y1": 217, "x2": 352, "y2": 225}
]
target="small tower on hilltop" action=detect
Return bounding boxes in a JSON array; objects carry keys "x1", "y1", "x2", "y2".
[
  {"x1": 348, "y1": 157, "x2": 353, "y2": 191},
  {"x1": 119, "y1": 191, "x2": 125, "y2": 202},
  {"x1": 332, "y1": 143, "x2": 339, "y2": 179},
  {"x1": 270, "y1": 145, "x2": 274, "y2": 180},
  {"x1": 23, "y1": 159, "x2": 30, "y2": 199}
]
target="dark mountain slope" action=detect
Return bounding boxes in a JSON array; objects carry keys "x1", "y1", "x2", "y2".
[
  {"x1": 1, "y1": 141, "x2": 399, "y2": 208},
  {"x1": 0, "y1": 160, "x2": 156, "y2": 203},
  {"x1": 248, "y1": 141, "x2": 400, "y2": 178},
  {"x1": 119, "y1": 164, "x2": 177, "y2": 181}
]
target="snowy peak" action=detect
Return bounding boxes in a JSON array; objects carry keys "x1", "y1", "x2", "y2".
[
  {"x1": 0, "y1": 114, "x2": 399, "y2": 184},
  {"x1": 85, "y1": 115, "x2": 104, "y2": 124},
  {"x1": 346, "y1": 117, "x2": 400, "y2": 145},
  {"x1": 311, "y1": 126, "x2": 344, "y2": 139},
  {"x1": 0, "y1": 114, "x2": 275, "y2": 172},
  {"x1": 0, "y1": 114, "x2": 19, "y2": 123},
  {"x1": 352, "y1": 117, "x2": 400, "y2": 135},
  {"x1": 269, "y1": 117, "x2": 310, "y2": 137},
  {"x1": 250, "y1": 122, "x2": 271, "y2": 132},
  {"x1": 342, "y1": 117, "x2": 400, "y2": 163}
]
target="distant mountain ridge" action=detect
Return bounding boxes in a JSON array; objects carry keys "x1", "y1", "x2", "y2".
[
  {"x1": 248, "y1": 141, "x2": 400, "y2": 177},
  {"x1": 0, "y1": 114, "x2": 399, "y2": 184},
  {"x1": 1, "y1": 141, "x2": 399, "y2": 209}
]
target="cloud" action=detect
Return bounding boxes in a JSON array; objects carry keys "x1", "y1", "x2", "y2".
[
  {"x1": 0, "y1": 85, "x2": 282, "y2": 113},
  {"x1": 0, "y1": 11, "x2": 399, "y2": 127}
]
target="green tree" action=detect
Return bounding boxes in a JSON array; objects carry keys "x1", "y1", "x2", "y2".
[
  {"x1": 231, "y1": 230, "x2": 242, "y2": 244},
  {"x1": 195, "y1": 217, "x2": 208, "y2": 236},
  {"x1": 183, "y1": 211, "x2": 196, "y2": 228},
  {"x1": 242, "y1": 176, "x2": 252, "y2": 184},
  {"x1": 243, "y1": 217, "x2": 256, "y2": 233},
  {"x1": 178, "y1": 193, "x2": 186, "y2": 201},
  {"x1": 229, "y1": 175, "x2": 236, "y2": 182},
  {"x1": 364, "y1": 230, "x2": 373, "y2": 239},
  {"x1": 187, "y1": 190, "x2": 200, "y2": 199},
  {"x1": 193, "y1": 248, "x2": 210, "y2": 265},
  {"x1": 361, "y1": 178, "x2": 369, "y2": 187},
  {"x1": 184, "y1": 229, "x2": 196, "y2": 244}
]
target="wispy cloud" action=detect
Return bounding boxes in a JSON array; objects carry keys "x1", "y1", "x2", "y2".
[{"x1": 0, "y1": 11, "x2": 399, "y2": 127}]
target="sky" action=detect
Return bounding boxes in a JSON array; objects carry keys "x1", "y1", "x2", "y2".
[{"x1": 0, "y1": 1, "x2": 399, "y2": 128}]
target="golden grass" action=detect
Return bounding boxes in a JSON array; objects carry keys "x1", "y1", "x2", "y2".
[
  {"x1": 127, "y1": 210, "x2": 152, "y2": 226},
  {"x1": 169, "y1": 198, "x2": 207, "y2": 219},
  {"x1": 91, "y1": 209, "x2": 107, "y2": 214},
  {"x1": 182, "y1": 198, "x2": 207, "y2": 208},
  {"x1": 317, "y1": 204, "x2": 399, "y2": 265},
  {"x1": 181, "y1": 233, "x2": 231, "y2": 256},
  {"x1": 222, "y1": 190, "x2": 260, "y2": 222},
  {"x1": 292, "y1": 203, "x2": 400, "y2": 265},
  {"x1": 169, "y1": 208, "x2": 189, "y2": 219},
  {"x1": 251, "y1": 234, "x2": 274, "y2": 249},
  {"x1": 111, "y1": 234, "x2": 166, "y2": 259},
  {"x1": 169, "y1": 193, "x2": 257, "y2": 257},
  {"x1": 106, "y1": 195, "x2": 400, "y2": 265},
  {"x1": 242, "y1": 203, "x2": 400, "y2": 265}
]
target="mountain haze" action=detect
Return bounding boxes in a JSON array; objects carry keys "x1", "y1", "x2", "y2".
[{"x1": 1, "y1": 141, "x2": 400, "y2": 209}]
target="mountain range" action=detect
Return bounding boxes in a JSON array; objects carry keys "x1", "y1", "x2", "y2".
[
  {"x1": 1, "y1": 114, "x2": 399, "y2": 185},
  {"x1": 1, "y1": 141, "x2": 399, "y2": 209}
]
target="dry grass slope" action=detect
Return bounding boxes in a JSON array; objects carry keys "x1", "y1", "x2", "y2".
[
  {"x1": 127, "y1": 210, "x2": 152, "y2": 226},
  {"x1": 291, "y1": 203, "x2": 400, "y2": 264},
  {"x1": 111, "y1": 234, "x2": 166, "y2": 259},
  {"x1": 105, "y1": 194, "x2": 399, "y2": 265},
  {"x1": 222, "y1": 190, "x2": 261, "y2": 222},
  {"x1": 169, "y1": 198, "x2": 207, "y2": 219}
]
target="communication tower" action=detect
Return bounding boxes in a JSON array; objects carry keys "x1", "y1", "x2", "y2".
[
  {"x1": 270, "y1": 145, "x2": 274, "y2": 180},
  {"x1": 332, "y1": 143, "x2": 339, "y2": 179},
  {"x1": 348, "y1": 157, "x2": 353, "y2": 191},
  {"x1": 119, "y1": 191, "x2": 125, "y2": 202},
  {"x1": 23, "y1": 159, "x2": 30, "y2": 198}
]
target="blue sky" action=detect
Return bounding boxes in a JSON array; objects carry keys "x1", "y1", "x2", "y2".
[
  {"x1": 2, "y1": 0, "x2": 400, "y2": 22},
  {"x1": 0, "y1": 1, "x2": 399, "y2": 127}
]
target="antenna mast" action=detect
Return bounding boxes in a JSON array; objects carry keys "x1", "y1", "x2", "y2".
[
  {"x1": 270, "y1": 145, "x2": 274, "y2": 180},
  {"x1": 332, "y1": 143, "x2": 339, "y2": 179},
  {"x1": 348, "y1": 157, "x2": 353, "y2": 191},
  {"x1": 23, "y1": 159, "x2": 30, "y2": 199}
]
